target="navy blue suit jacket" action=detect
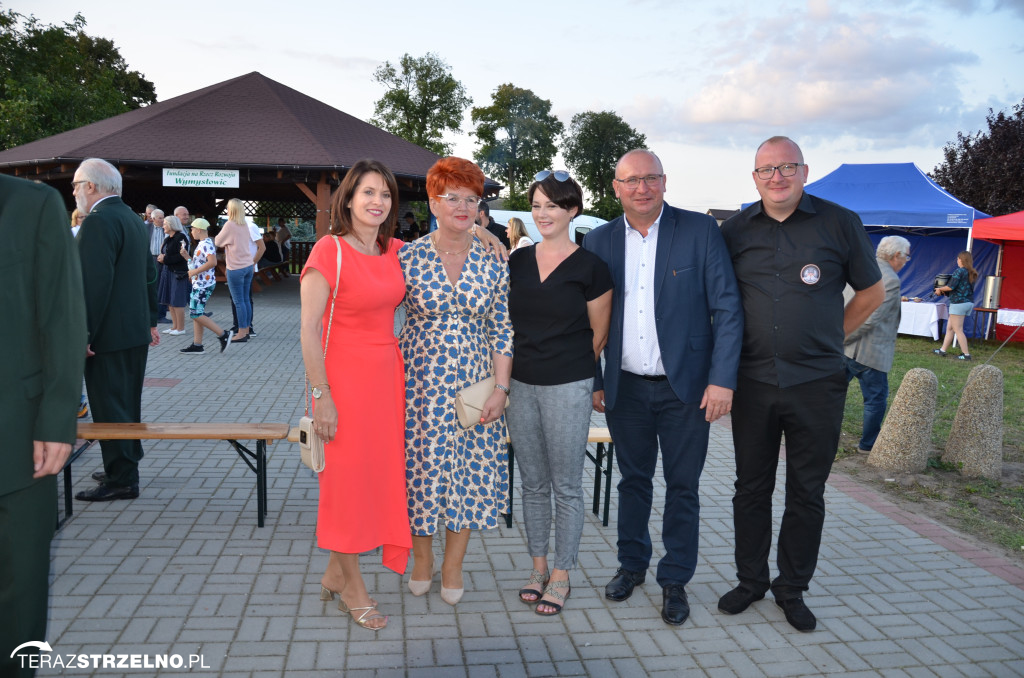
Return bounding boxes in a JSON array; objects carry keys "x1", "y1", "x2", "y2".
[{"x1": 583, "y1": 203, "x2": 743, "y2": 410}]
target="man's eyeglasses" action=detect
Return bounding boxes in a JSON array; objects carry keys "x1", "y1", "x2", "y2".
[
  {"x1": 435, "y1": 194, "x2": 480, "y2": 209},
  {"x1": 753, "y1": 163, "x2": 806, "y2": 180},
  {"x1": 534, "y1": 170, "x2": 570, "y2": 183},
  {"x1": 613, "y1": 174, "x2": 663, "y2": 190},
  {"x1": 71, "y1": 180, "x2": 88, "y2": 187}
]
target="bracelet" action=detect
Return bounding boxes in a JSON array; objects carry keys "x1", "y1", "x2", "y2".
[
  {"x1": 311, "y1": 382, "x2": 330, "y2": 391},
  {"x1": 494, "y1": 383, "x2": 510, "y2": 396}
]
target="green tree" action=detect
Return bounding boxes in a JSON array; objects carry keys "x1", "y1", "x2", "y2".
[
  {"x1": 562, "y1": 110, "x2": 646, "y2": 219},
  {"x1": 0, "y1": 9, "x2": 156, "y2": 151},
  {"x1": 471, "y1": 84, "x2": 564, "y2": 194},
  {"x1": 370, "y1": 53, "x2": 471, "y2": 156},
  {"x1": 931, "y1": 98, "x2": 1024, "y2": 216}
]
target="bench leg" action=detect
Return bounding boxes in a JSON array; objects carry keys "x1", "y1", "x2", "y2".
[
  {"x1": 602, "y1": 443, "x2": 614, "y2": 527},
  {"x1": 504, "y1": 443, "x2": 514, "y2": 528},
  {"x1": 257, "y1": 439, "x2": 267, "y2": 527},
  {"x1": 228, "y1": 439, "x2": 269, "y2": 527},
  {"x1": 57, "y1": 439, "x2": 95, "y2": 530}
]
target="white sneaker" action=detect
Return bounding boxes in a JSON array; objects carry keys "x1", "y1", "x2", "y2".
[
  {"x1": 161, "y1": 328, "x2": 175, "y2": 334},
  {"x1": 167, "y1": 329, "x2": 186, "y2": 336}
]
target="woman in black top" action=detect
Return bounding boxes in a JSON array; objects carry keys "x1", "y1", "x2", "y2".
[
  {"x1": 506, "y1": 170, "x2": 613, "y2": 615},
  {"x1": 156, "y1": 214, "x2": 192, "y2": 335}
]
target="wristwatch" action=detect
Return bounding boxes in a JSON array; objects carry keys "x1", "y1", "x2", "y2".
[{"x1": 311, "y1": 383, "x2": 329, "y2": 399}]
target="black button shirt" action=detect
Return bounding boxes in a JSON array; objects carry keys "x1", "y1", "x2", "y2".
[{"x1": 721, "y1": 192, "x2": 881, "y2": 389}]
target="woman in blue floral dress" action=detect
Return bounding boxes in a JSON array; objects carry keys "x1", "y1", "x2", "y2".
[{"x1": 398, "y1": 157, "x2": 513, "y2": 606}]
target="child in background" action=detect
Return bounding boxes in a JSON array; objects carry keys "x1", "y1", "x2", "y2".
[{"x1": 179, "y1": 218, "x2": 233, "y2": 354}]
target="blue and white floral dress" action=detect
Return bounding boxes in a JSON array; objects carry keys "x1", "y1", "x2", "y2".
[{"x1": 398, "y1": 237, "x2": 513, "y2": 535}]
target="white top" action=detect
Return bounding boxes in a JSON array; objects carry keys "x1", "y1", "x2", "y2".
[
  {"x1": 510, "y1": 236, "x2": 534, "y2": 252},
  {"x1": 620, "y1": 206, "x2": 665, "y2": 376}
]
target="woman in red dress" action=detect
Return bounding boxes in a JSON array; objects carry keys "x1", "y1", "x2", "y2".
[{"x1": 299, "y1": 159, "x2": 411, "y2": 631}]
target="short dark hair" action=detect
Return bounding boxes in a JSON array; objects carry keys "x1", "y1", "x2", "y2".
[
  {"x1": 404, "y1": 211, "x2": 415, "y2": 220},
  {"x1": 478, "y1": 200, "x2": 491, "y2": 216},
  {"x1": 528, "y1": 173, "x2": 584, "y2": 216}
]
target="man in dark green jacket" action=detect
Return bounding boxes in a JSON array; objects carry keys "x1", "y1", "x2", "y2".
[
  {"x1": 0, "y1": 174, "x2": 87, "y2": 677},
  {"x1": 73, "y1": 158, "x2": 159, "y2": 502}
]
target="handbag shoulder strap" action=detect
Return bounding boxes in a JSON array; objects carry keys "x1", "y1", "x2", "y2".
[
  {"x1": 322, "y1": 235, "x2": 342, "y2": 358},
  {"x1": 304, "y1": 235, "x2": 343, "y2": 416}
]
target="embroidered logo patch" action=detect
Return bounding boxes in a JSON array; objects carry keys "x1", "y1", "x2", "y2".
[{"x1": 800, "y1": 264, "x2": 821, "y2": 285}]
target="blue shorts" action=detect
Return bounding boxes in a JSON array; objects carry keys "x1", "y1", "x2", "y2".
[
  {"x1": 189, "y1": 286, "x2": 213, "y2": 318},
  {"x1": 949, "y1": 301, "x2": 973, "y2": 317}
]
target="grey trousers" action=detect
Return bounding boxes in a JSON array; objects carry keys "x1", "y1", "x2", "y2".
[{"x1": 506, "y1": 377, "x2": 593, "y2": 570}]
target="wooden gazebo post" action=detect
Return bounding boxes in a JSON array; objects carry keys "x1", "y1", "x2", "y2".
[{"x1": 296, "y1": 171, "x2": 335, "y2": 240}]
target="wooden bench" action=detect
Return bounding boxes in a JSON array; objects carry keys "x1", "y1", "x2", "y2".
[
  {"x1": 286, "y1": 426, "x2": 617, "y2": 529},
  {"x1": 66, "y1": 423, "x2": 290, "y2": 528},
  {"x1": 255, "y1": 261, "x2": 290, "y2": 288}
]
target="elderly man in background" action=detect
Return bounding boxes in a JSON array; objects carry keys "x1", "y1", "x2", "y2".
[
  {"x1": 74, "y1": 157, "x2": 160, "y2": 502},
  {"x1": 148, "y1": 207, "x2": 171, "y2": 324},
  {"x1": 0, "y1": 173, "x2": 86, "y2": 676},
  {"x1": 843, "y1": 235, "x2": 910, "y2": 454}
]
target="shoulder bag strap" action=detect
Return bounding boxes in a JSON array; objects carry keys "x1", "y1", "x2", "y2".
[{"x1": 303, "y1": 235, "x2": 343, "y2": 416}]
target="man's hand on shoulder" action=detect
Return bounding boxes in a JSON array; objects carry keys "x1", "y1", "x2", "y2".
[{"x1": 700, "y1": 384, "x2": 733, "y2": 422}]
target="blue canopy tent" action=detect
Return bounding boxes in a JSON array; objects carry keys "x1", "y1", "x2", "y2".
[{"x1": 801, "y1": 163, "x2": 997, "y2": 337}]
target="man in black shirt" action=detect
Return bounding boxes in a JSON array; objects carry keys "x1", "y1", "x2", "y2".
[
  {"x1": 718, "y1": 136, "x2": 883, "y2": 631},
  {"x1": 477, "y1": 200, "x2": 511, "y2": 250}
]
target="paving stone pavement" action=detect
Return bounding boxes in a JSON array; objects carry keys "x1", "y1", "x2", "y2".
[{"x1": 45, "y1": 275, "x2": 1024, "y2": 677}]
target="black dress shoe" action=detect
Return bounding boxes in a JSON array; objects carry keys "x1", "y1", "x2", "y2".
[
  {"x1": 605, "y1": 567, "x2": 646, "y2": 601},
  {"x1": 91, "y1": 471, "x2": 107, "y2": 483},
  {"x1": 718, "y1": 585, "x2": 766, "y2": 615},
  {"x1": 76, "y1": 483, "x2": 139, "y2": 502},
  {"x1": 776, "y1": 597, "x2": 817, "y2": 631},
  {"x1": 662, "y1": 584, "x2": 689, "y2": 626}
]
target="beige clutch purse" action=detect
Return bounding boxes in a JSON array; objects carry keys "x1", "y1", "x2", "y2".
[{"x1": 455, "y1": 377, "x2": 509, "y2": 429}]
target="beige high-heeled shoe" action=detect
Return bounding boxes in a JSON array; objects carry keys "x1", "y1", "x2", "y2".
[
  {"x1": 440, "y1": 565, "x2": 464, "y2": 606},
  {"x1": 407, "y1": 558, "x2": 437, "y2": 597}
]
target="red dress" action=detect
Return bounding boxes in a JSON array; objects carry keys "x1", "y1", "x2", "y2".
[{"x1": 300, "y1": 236, "x2": 410, "y2": 574}]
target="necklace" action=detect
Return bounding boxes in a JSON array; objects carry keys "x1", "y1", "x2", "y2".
[
  {"x1": 431, "y1": 234, "x2": 472, "y2": 256},
  {"x1": 346, "y1": 233, "x2": 378, "y2": 254}
]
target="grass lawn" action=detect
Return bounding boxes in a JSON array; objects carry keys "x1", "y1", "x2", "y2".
[{"x1": 837, "y1": 333, "x2": 1024, "y2": 557}]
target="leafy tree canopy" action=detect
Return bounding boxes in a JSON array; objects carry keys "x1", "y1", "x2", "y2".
[
  {"x1": 0, "y1": 9, "x2": 156, "y2": 151},
  {"x1": 931, "y1": 98, "x2": 1024, "y2": 216},
  {"x1": 370, "y1": 52, "x2": 471, "y2": 157},
  {"x1": 471, "y1": 84, "x2": 564, "y2": 195},
  {"x1": 563, "y1": 110, "x2": 646, "y2": 217}
]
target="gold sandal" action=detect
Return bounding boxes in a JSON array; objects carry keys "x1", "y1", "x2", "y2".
[
  {"x1": 518, "y1": 568, "x2": 548, "y2": 604},
  {"x1": 338, "y1": 597, "x2": 388, "y2": 631}
]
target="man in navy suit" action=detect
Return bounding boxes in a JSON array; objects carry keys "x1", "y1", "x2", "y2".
[{"x1": 583, "y1": 149, "x2": 743, "y2": 625}]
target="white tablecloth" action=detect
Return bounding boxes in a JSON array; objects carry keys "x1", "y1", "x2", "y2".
[
  {"x1": 898, "y1": 301, "x2": 949, "y2": 340},
  {"x1": 997, "y1": 308, "x2": 1024, "y2": 326}
]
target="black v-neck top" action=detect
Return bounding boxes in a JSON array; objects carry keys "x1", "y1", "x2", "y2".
[{"x1": 508, "y1": 245, "x2": 613, "y2": 385}]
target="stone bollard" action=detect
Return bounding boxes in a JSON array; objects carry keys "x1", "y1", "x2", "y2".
[
  {"x1": 867, "y1": 368, "x2": 937, "y2": 474},
  {"x1": 943, "y1": 364, "x2": 1004, "y2": 480}
]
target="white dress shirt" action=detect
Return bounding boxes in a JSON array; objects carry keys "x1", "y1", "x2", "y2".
[{"x1": 620, "y1": 206, "x2": 665, "y2": 376}]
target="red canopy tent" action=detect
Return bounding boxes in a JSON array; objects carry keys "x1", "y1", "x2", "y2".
[{"x1": 973, "y1": 211, "x2": 1024, "y2": 341}]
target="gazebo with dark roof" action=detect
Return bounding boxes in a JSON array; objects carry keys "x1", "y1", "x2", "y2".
[{"x1": 0, "y1": 71, "x2": 500, "y2": 237}]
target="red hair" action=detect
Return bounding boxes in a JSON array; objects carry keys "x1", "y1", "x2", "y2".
[{"x1": 426, "y1": 157, "x2": 485, "y2": 198}]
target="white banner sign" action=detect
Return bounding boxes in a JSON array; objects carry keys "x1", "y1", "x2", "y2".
[{"x1": 162, "y1": 168, "x2": 240, "y2": 188}]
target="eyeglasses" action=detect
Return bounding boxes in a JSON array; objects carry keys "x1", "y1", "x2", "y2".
[
  {"x1": 613, "y1": 174, "x2": 664, "y2": 190},
  {"x1": 753, "y1": 163, "x2": 806, "y2": 180},
  {"x1": 71, "y1": 180, "x2": 88, "y2": 187},
  {"x1": 534, "y1": 170, "x2": 570, "y2": 182},
  {"x1": 435, "y1": 194, "x2": 480, "y2": 209},
  {"x1": 901, "y1": 252, "x2": 911, "y2": 260}
]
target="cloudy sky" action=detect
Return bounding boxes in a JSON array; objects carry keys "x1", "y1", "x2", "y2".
[{"x1": 19, "y1": 0, "x2": 1024, "y2": 212}]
